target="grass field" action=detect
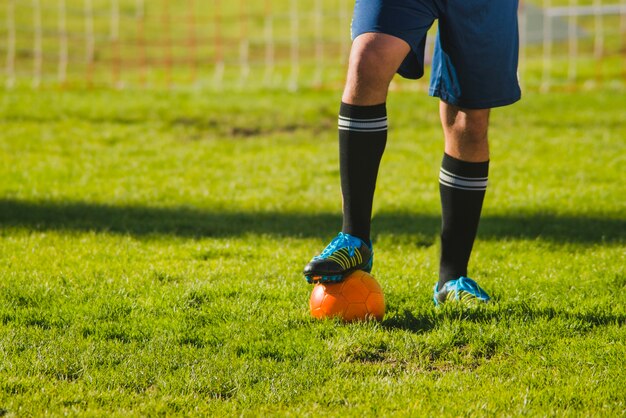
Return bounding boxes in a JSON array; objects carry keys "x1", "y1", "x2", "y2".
[{"x1": 0, "y1": 87, "x2": 625, "y2": 416}]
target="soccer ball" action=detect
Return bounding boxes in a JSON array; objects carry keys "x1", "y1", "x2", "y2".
[{"x1": 309, "y1": 270, "x2": 385, "y2": 322}]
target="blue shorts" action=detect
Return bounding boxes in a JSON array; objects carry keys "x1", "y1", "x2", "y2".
[{"x1": 351, "y1": 0, "x2": 521, "y2": 108}]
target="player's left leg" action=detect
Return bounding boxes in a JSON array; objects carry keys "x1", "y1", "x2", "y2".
[
  {"x1": 433, "y1": 103, "x2": 492, "y2": 305},
  {"x1": 430, "y1": 0, "x2": 520, "y2": 304}
]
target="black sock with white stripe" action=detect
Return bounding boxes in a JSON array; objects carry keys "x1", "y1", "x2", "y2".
[
  {"x1": 438, "y1": 153, "x2": 489, "y2": 289},
  {"x1": 339, "y1": 102, "x2": 387, "y2": 243}
]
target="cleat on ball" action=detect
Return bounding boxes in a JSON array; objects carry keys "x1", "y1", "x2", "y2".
[{"x1": 303, "y1": 232, "x2": 373, "y2": 284}]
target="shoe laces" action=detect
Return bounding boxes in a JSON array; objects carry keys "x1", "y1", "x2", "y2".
[{"x1": 317, "y1": 232, "x2": 360, "y2": 259}]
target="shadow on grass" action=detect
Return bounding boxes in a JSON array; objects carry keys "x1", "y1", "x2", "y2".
[
  {"x1": 383, "y1": 303, "x2": 626, "y2": 333},
  {"x1": 0, "y1": 198, "x2": 623, "y2": 243},
  {"x1": 382, "y1": 309, "x2": 437, "y2": 333}
]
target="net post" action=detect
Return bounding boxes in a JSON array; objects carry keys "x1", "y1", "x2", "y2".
[
  {"x1": 84, "y1": 0, "x2": 95, "y2": 87},
  {"x1": 187, "y1": 0, "x2": 198, "y2": 86},
  {"x1": 135, "y1": 0, "x2": 147, "y2": 87},
  {"x1": 110, "y1": 0, "x2": 119, "y2": 40},
  {"x1": 111, "y1": 0, "x2": 122, "y2": 88},
  {"x1": 593, "y1": 0, "x2": 604, "y2": 87},
  {"x1": 162, "y1": 0, "x2": 172, "y2": 88},
  {"x1": 593, "y1": 0, "x2": 604, "y2": 59},
  {"x1": 288, "y1": 0, "x2": 299, "y2": 91},
  {"x1": 135, "y1": 0, "x2": 144, "y2": 19},
  {"x1": 6, "y1": 0, "x2": 16, "y2": 88},
  {"x1": 540, "y1": 0, "x2": 553, "y2": 93},
  {"x1": 58, "y1": 0, "x2": 68, "y2": 86},
  {"x1": 567, "y1": 0, "x2": 578, "y2": 85},
  {"x1": 213, "y1": 0, "x2": 224, "y2": 90},
  {"x1": 33, "y1": 0, "x2": 42, "y2": 88},
  {"x1": 621, "y1": 0, "x2": 626, "y2": 85},
  {"x1": 263, "y1": 0, "x2": 274, "y2": 88},
  {"x1": 313, "y1": 0, "x2": 324, "y2": 88},
  {"x1": 238, "y1": 0, "x2": 250, "y2": 89}
]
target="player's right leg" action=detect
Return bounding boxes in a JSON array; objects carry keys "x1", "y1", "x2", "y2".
[
  {"x1": 303, "y1": 33, "x2": 409, "y2": 284},
  {"x1": 304, "y1": 0, "x2": 438, "y2": 284},
  {"x1": 429, "y1": 0, "x2": 520, "y2": 304}
]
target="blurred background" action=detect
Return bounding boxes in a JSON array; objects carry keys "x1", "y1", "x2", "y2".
[{"x1": 1, "y1": 0, "x2": 624, "y2": 92}]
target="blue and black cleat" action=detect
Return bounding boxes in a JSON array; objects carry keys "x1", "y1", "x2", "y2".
[
  {"x1": 433, "y1": 276, "x2": 491, "y2": 306},
  {"x1": 303, "y1": 232, "x2": 373, "y2": 284}
]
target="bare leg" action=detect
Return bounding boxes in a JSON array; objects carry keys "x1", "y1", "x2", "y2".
[
  {"x1": 437, "y1": 101, "x2": 492, "y2": 288},
  {"x1": 303, "y1": 33, "x2": 410, "y2": 282},
  {"x1": 338, "y1": 33, "x2": 411, "y2": 241}
]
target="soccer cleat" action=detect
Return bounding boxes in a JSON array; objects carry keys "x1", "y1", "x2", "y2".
[
  {"x1": 303, "y1": 232, "x2": 373, "y2": 284},
  {"x1": 433, "y1": 276, "x2": 491, "y2": 306}
]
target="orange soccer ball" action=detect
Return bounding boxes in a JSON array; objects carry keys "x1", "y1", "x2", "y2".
[{"x1": 309, "y1": 270, "x2": 385, "y2": 322}]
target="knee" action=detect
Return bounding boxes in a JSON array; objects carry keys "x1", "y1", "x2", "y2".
[
  {"x1": 456, "y1": 118, "x2": 489, "y2": 144},
  {"x1": 343, "y1": 33, "x2": 410, "y2": 104},
  {"x1": 344, "y1": 47, "x2": 393, "y2": 100},
  {"x1": 348, "y1": 45, "x2": 386, "y2": 80},
  {"x1": 443, "y1": 106, "x2": 490, "y2": 144}
]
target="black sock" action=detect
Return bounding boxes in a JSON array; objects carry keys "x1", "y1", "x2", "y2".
[
  {"x1": 338, "y1": 102, "x2": 387, "y2": 244},
  {"x1": 438, "y1": 153, "x2": 489, "y2": 289}
]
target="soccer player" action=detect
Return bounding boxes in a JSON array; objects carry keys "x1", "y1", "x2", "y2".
[{"x1": 303, "y1": 0, "x2": 521, "y2": 304}]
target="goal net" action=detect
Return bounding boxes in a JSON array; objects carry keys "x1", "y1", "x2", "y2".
[{"x1": 1, "y1": 0, "x2": 624, "y2": 91}]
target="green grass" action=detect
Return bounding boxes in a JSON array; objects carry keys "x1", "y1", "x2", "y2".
[{"x1": 0, "y1": 88, "x2": 625, "y2": 416}]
